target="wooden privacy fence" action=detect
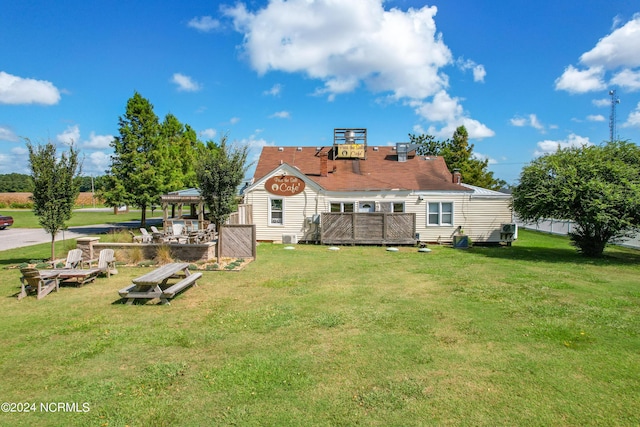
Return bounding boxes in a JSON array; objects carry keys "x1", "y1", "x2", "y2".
[
  {"x1": 321, "y1": 213, "x2": 416, "y2": 245},
  {"x1": 227, "y1": 204, "x2": 253, "y2": 225},
  {"x1": 219, "y1": 224, "x2": 257, "y2": 258}
]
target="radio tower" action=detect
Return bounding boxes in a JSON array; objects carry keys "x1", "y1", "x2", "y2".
[{"x1": 609, "y1": 89, "x2": 620, "y2": 142}]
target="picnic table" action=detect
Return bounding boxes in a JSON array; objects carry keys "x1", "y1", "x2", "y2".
[
  {"x1": 118, "y1": 262, "x2": 202, "y2": 305},
  {"x1": 41, "y1": 268, "x2": 102, "y2": 286}
]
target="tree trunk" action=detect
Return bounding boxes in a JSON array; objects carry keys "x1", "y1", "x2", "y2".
[
  {"x1": 140, "y1": 204, "x2": 147, "y2": 228},
  {"x1": 50, "y1": 234, "x2": 56, "y2": 262},
  {"x1": 215, "y1": 221, "x2": 221, "y2": 263}
]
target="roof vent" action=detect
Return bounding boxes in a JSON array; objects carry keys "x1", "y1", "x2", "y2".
[
  {"x1": 373, "y1": 146, "x2": 379, "y2": 151},
  {"x1": 395, "y1": 142, "x2": 420, "y2": 162},
  {"x1": 278, "y1": 147, "x2": 284, "y2": 152},
  {"x1": 296, "y1": 147, "x2": 302, "y2": 151}
]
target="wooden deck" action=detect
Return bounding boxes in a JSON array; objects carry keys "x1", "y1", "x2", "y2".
[{"x1": 321, "y1": 213, "x2": 416, "y2": 245}]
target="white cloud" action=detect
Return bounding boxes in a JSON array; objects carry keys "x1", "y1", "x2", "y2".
[
  {"x1": 610, "y1": 68, "x2": 640, "y2": 91},
  {"x1": 0, "y1": 71, "x2": 61, "y2": 105},
  {"x1": 587, "y1": 114, "x2": 606, "y2": 122},
  {"x1": 269, "y1": 111, "x2": 291, "y2": 119},
  {"x1": 580, "y1": 14, "x2": 640, "y2": 69},
  {"x1": 229, "y1": 117, "x2": 240, "y2": 125},
  {"x1": 83, "y1": 132, "x2": 113, "y2": 149},
  {"x1": 0, "y1": 126, "x2": 19, "y2": 142},
  {"x1": 622, "y1": 102, "x2": 640, "y2": 128},
  {"x1": 187, "y1": 16, "x2": 221, "y2": 32},
  {"x1": 234, "y1": 131, "x2": 276, "y2": 176},
  {"x1": 472, "y1": 65, "x2": 486, "y2": 83},
  {"x1": 12, "y1": 146, "x2": 27, "y2": 155},
  {"x1": 592, "y1": 98, "x2": 610, "y2": 107},
  {"x1": 473, "y1": 151, "x2": 497, "y2": 165},
  {"x1": 199, "y1": 128, "x2": 217, "y2": 139},
  {"x1": 171, "y1": 73, "x2": 202, "y2": 92},
  {"x1": 555, "y1": 65, "x2": 606, "y2": 94},
  {"x1": 263, "y1": 84, "x2": 282, "y2": 96},
  {"x1": 57, "y1": 125, "x2": 80, "y2": 145},
  {"x1": 534, "y1": 133, "x2": 593, "y2": 157},
  {"x1": 223, "y1": 1, "x2": 491, "y2": 134},
  {"x1": 409, "y1": 91, "x2": 494, "y2": 139},
  {"x1": 510, "y1": 114, "x2": 544, "y2": 131},
  {"x1": 556, "y1": 14, "x2": 640, "y2": 94},
  {"x1": 457, "y1": 58, "x2": 486, "y2": 83},
  {"x1": 88, "y1": 151, "x2": 111, "y2": 175}
]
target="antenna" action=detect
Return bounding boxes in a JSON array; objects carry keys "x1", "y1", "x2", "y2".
[{"x1": 609, "y1": 89, "x2": 620, "y2": 142}]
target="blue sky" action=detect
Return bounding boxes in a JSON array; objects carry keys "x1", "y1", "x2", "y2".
[{"x1": 1, "y1": 0, "x2": 640, "y2": 185}]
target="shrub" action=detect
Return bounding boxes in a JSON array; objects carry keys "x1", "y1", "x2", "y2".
[{"x1": 155, "y1": 245, "x2": 173, "y2": 265}]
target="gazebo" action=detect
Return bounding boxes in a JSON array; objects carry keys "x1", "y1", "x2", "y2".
[{"x1": 160, "y1": 188, "x2": 207, "y2": 230}]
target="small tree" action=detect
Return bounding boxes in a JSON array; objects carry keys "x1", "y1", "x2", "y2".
[
  {"x1": 513, "y1": 140, "x2": 640, "y2": 257},
  {"x1": 196, "y1": 135, "x2": 249, "y2": 260},
  {"x1": 27, "y1": 140, "x2": 81, "y2": 261}
]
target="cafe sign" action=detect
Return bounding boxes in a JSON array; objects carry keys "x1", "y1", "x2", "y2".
[
  {"x1": 336, "y1": 143, "x2": 365, "y2": 159},
  {"x1": 265, "y1": 175, "x2": 306, "y2": 196}
]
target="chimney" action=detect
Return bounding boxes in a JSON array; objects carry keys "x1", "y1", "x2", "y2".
[
  {"x1": 320, "y1": 152, "x2": 328, "y2": 177},
  {"x1": 452, "y1": 169, "x2": 462, "y2": 184}
]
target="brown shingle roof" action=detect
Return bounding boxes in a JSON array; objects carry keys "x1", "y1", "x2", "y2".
[{"x1": 253, "y1": 146, "x2": 470, "y2": 192}]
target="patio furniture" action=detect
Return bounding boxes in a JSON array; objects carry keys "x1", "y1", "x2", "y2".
[
  {"x1": 18, "y1": 268, "x2": 60, "y2": 300},
  {"x1": 40, "y1": 268, "x2": 102, "y2": 286},
  {"x1": 166, "y1": 223, "x2": 188, "y2": 244},
  {"x1": 139, "y1": 228, "x2": 153, "y2": 243},
  {"x1": 118, "y1": 262, "x2": 202, "y2": 305},
  {"x1": 49, "y1": 249, "x2": 83, "y2": 269},
  {"x1": 85, "y1": 249, "x2": 117, "y2": 278},
  {"x1": 129, "y1": 230, "x2": 144, "y2": 243}
]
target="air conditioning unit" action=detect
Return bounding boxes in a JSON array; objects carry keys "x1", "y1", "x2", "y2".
[
  {"x1": 282, "y1": 233, "x2": 298, "y2": 244},
  {"x1": 500, "y1": 223, "x2": 518, "y2": 244},
  {"x1": 501, "y1": 223, "x2": 517, "y2": 234}
]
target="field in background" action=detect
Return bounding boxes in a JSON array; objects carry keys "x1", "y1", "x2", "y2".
[
  {"x1": 0, "y1": 230, "x2": 639, "y2": 426},
  {"x1": 0, "y1": 192, "x2": 102, "y2": 208}
]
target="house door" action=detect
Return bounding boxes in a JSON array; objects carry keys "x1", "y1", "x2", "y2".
[{"x1": 358, "y1": 202, "x2": 375, "y2": 213}]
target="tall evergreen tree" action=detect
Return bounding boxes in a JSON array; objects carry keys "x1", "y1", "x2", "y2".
[
  {"x1": 27, "y1": 140, "x2": 81, "y2": 261},
  {"x1": 101, "y1": 92, "x2": 165, "y2": 227},
  {"x1": 160, "y1": 114, "x2": 201, "y2": 190},
  {"x1": 410, "y1": 125, "x2": 506, "y2": 190}
]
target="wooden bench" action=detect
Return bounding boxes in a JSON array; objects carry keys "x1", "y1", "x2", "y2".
[
  {"x1": 118, "y1": 263, "x2": 199, "y2": 305},
  {"x1": 160, "y1": 272, "x2": 202, "y2": 304}
]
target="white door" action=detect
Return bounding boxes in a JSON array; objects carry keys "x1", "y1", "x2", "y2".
[{"x1": 358, "y1": 202, "x2": 375, "y2": 213}]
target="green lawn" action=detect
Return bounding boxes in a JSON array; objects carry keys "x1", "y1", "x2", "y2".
[
  {"x1": 2, "y1": 208, "x2": 158, "y2": 229},
  {"x1": 0, "y1": 230, "x2": 639, "y2": 426}
]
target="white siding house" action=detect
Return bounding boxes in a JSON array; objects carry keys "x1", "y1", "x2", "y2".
[{"x1": 244, "y1": 139, "x2": 513, "y2": 245}]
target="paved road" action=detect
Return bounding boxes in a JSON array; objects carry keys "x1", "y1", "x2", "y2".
[{"x1": 0, "y1": 218, "x2": 162, "y2": 251}]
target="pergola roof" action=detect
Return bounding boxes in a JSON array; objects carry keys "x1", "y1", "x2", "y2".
[{"x1": 160, "y1": 188, "x2": 204, "y2": 203}]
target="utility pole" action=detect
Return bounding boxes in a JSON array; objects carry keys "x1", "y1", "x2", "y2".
[{"x1": 609, "y1": 89, "x2": 620, "y2": 143}]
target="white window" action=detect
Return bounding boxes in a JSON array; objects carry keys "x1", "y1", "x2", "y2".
[
  {"x1": 427, "y1": 202, "x2": 453, "y2": 226},
  {"x1": 330, "y1": 202, "x2": 354, "y2": 213},
  {"x1": 269, "y1": 198, "x2": 284, "y2": 225},
  {"x1": 379, "y1": 202, "x2": 405, "y2": 213}
]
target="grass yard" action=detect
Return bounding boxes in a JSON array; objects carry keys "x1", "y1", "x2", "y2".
[
  {"x1": 2, "y1": 208, "x2": 158, "y2": 229},
  {"x1": 0, "y1": 230, "x2": 639, "y2": 426}
]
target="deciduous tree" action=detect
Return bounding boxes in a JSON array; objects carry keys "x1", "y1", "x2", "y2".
[
  {"x1": 196, "y1": 135, "x2": 249, "y2": 259},
  {"x1": 513, "y1": 141, "x2": 640, "y2": 257},
  {"x1": 27, "y1": 140, "x2": 81, "y2": 261}
]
